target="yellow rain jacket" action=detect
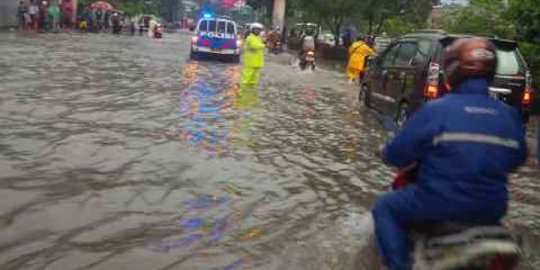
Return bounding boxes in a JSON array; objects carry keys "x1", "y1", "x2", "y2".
[
  {"x1": 243, "y1": 33, "x2": 266, "y2": 68},
  {"x1": 346, "y1": 41, "x2": 376, "y2": 80}
]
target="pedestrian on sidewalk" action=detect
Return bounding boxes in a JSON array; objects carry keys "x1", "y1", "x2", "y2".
[
  {"x1": 346, "y1": 35, "x2": 376, "y2": 84},
  {"x1": 39, "y1": 1, "x2": 50, "y2": 32},
  {"x1": 17, "y1": 1, "x2": 28, "y2": 30},
  {"x1": 47, "y1": 1, "x2": 60, "y2": 31},
  {"x1": 28, "y1": 0, "x2": 39, "y2": 30}
]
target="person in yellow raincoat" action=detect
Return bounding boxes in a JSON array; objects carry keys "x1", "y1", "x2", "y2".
[
  {"x1": 346, "y1": 35, "x2": 376, "y2": 84},
  {"x1": 242, "y1": 23, "x2": 266, "y2": 86}
]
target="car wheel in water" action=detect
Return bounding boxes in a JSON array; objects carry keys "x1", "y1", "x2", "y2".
[
  {"x1": 190, "y1": 50, "x2": 198, "y2": 60},
  {"x1": 360, "y1": 84, "x2": 371, "y2": 107},
  {"x1": 396, "y1": 102, "x2": 410, "y2": 128},
  {"x1": 231, "y1": 54, "x2": 240, "y2": 64}
]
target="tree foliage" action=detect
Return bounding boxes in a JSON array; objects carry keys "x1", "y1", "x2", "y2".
[
  {"x1": 79, "y1": 0, "x2": 160, "y2": 17},
  {"x1": 289, "y1": 0, "x2": 434, "y2": 45},
  {"x1": 508, "y1": 0, "x2": 540, "y2": 42},
  {"x1": 294, "y1": 0, "x2": 359, "y2": 45},
  {"x1": 440, "y1": 0, "x2": 540, "y2": 86},
  {"x1": 441, "y1": 0, "x2": 516, "y2": 38}
]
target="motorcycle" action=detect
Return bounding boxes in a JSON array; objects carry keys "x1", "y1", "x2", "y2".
[
  {"x1": 266, "y1": 32, "x2": 283, "y2": 54},
  {"x1": 268, "y1": 39, "x2": 283, "y2": 54},
  {"x1": 377, "y1": 153, "x2": 522, "y2": 270},
  {"x1": 299, "y1": 49, "x2": 316, "y2": 71},
  {"x1": 111, "y1": 18, "x2": 121, "y2": 34},
  {"x1": 154, "y1": 24, "x2": 163, "y2": 39}
]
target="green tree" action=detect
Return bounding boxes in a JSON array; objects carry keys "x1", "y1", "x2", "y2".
[
  {"x1": 296, "y1": 0, "x2": 359, "y2": 46},
  {"x1": 441, "y1": 0, "x2": 516, "y2": 38},
  {"x1": 508, "y1": 0, "x2": 540, "y2": 42},
  {"x1": 159, "y1": 0, "x2": 184, "y2": 22}
]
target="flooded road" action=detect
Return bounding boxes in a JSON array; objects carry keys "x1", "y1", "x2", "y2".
[{"x1": 0, "y1": 31, "x2": 539, "y2": 270}]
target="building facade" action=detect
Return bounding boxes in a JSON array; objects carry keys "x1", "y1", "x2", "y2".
[{"x1": 0, "y1": 0, "x2": 20, "y2": 27}]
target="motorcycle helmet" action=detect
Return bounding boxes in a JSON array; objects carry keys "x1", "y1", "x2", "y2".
[
  {"x1": 250, "y1": 23, "x2": 264, "y2": 31},
  {"x1": 443, "y1": 37, "x2": 497, "y2": 88}
]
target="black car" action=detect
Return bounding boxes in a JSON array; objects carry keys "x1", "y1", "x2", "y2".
[{"x1": 360, "y1": 29, "x2": 534, "y2": 127}]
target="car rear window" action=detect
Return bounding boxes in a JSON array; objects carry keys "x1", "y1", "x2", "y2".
[
  {"x1": 199, "y1": 20, "x2": 208, "y2": 32},
  {"x1": 208, "y1": 20, "x2": 217, "y2": 32},
  {"x1": 227, "y1": 22, "x2": 235, "y2": 34},
  {"x1": 217, "y1": 21, "x2": 226, "y2": 33},
  {"x1": 441, "y1": 38, "x2": 523, "y2": 76},
  {"x1": 496, "y1": 49, "x2": 521, "y2": 75}
]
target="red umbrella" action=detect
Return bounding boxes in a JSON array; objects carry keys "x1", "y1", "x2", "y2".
[{"x1": 89, "y1": 1, "x2": 114, "y2": 10}]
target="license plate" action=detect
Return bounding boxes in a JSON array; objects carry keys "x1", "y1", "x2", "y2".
[
  {"x1": 488, "y1": 87, "x2": 511, "y2": 101},
  {"x1": 489, "y1": 91, "x2": 499, "y2": 100}
]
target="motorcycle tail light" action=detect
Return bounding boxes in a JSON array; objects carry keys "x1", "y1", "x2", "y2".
[
  {"x1": 191, "y1": 36, "x2": 198, "y2": 44},
  {"x1": 307, "y1": 51, "x2": 315, "y2": 56},
  {"x1": 424, "y1": 62, "x2": 440, "y2": 99},
  {"x1": 522, "y1": 88, "x2": 532, "y2": 105}
]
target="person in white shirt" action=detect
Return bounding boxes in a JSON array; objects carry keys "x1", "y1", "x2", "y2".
[{"x1": 28, "y1": 0, "x2": 39, "y2": 30}]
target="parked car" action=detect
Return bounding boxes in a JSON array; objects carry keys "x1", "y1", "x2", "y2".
[
  {"x1": 190, "y1": 16, "x2": 242, "y2": 62},
  {"x1": 360, "y1": 29, "x2": 533, "y2": 127}
]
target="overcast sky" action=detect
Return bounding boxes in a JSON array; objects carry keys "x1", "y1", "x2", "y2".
[{"x1": 440, "y1": 0, "x2": 469, "y2": 5}]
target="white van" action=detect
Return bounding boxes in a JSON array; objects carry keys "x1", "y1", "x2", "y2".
[{"x1": 190, "y1": 17, "x2": 242, "y2": 62}]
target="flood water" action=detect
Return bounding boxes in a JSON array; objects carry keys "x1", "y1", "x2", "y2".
[{"x1": 0, "y1": 31, "x2": 538, "y2": 270}]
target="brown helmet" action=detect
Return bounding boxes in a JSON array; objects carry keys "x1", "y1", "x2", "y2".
[{"x1": 443, "y1": 37, "x2": 497, "y2": 88}]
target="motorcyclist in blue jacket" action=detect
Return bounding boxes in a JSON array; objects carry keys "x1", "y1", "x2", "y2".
[{"x1": 373, "y1": 37, "x2": 528, "y2": 270}]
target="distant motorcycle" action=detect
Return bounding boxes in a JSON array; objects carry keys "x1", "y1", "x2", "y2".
[
  {"x1": 266, "y1": 32, "x2": 283, "y2": 54},
  {"x1": 111, "y1": 14, "x2": 121, "y2": 34},
  {"x1": 154, "y1": 24, "x2": 163, "y2": 39},
  {"x1": 268, "y1": 39, "x2": 283, "y2": 54},
  {"x1": 299, "y1": 49, "x2": 316, "y2": 71}
]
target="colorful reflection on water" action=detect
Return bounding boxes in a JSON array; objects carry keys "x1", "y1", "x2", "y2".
[
  {"x1": 177, "y1": 62, "x2": 260, "y2": 157},
  {"x1": 148, "y1": 62, "x2": 265, "y2": 269},
  {"x1": 146, "y1": 189, "x2": 268, "y2": 269}
]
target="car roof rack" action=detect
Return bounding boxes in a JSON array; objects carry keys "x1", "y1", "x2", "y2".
[{"x1": 415, "y1": 29, "x2": 448, "y2": 35}]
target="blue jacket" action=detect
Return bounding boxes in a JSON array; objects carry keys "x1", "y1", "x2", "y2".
[{"x1": 382, "y1": 78, "x2": 527, "y2": 205}]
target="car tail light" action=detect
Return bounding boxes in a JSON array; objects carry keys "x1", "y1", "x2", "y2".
[
  {"x1": 191, "y1": 36, "x2": 198, "y2": 44},
  {"x1": 523, "y1": 70, "x2": 533, "y2": 105},
  {"x1": 523, "y1": 88, "x2": 532, "y2": 105},
  {"x1": 487, "y1": 255, "x2": 519, "y2": 270},
  {"x1": 236, "y1": 39, "x2": 242, "y2": 47},
  {"x1": 424, "y1": 62, "x2": 440, "y2": 99}
]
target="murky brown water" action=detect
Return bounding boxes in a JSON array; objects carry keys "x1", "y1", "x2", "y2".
[{"x1": 0, "y1": 31, "x2": 538, "y2": 270}]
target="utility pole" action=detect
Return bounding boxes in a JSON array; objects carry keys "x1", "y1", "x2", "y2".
[
  {"x1": 272, "y1": 0, "x2": 285, "y2": 29},
  {"x1": 72, "y1": 0, "x2": 78, "y2": 26}
]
